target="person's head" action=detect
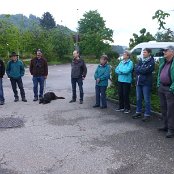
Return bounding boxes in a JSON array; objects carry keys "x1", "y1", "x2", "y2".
[
  {"x1": 10, "y1": 52, "x2": 18, "y2": 62},
  {"x1": 100, "y1": 55, "x2": 108, "y2": 65},
  {"x1": 123, "y1": 50, "x2": 131, "y2": 60},
  {"x1": 36, "y1": 49, "x2": 42, "y2": 58},
  {"x1": 143, "y1": 48, "x2": 152, "y2": 58},
  {"x1": 163, "y1": 45, "x2": 174, "y2": 60},
  {"x1": 73, "y1": 50, "x2": 79, "y2": 59}
]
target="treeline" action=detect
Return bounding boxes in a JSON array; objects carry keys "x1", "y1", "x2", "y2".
[{"x1": 0, "y1": 12, "x2": 74, "y2": 62}]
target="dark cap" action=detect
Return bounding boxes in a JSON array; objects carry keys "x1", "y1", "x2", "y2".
[
  {"x1": 36, "y1": 49, "x2": 42, "y2": 53},
  {"x1": 10, "y1": 52, "x2": 18, "y2": 57},
  {"x1": 163, "y1": 45, "x2": 174, "y2": 52}
]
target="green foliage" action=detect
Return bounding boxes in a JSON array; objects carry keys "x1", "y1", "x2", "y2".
[
  {"x1": 129, "y1": 28, "x2": 155, "y2": 49},
  {"x1": 78, "y1": 10, "x2": 113, "y2": 58},
  {"x1": 40, "y1": 12, "x2": 56, "y2": 30}
]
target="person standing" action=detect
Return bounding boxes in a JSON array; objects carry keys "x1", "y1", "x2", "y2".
[
  {"x1": 69, "y1": 50, "x2": 87, "y2": 104},
  {"x1": 157, "y1": 46, "x2": 174, "y2": 138},
  {"x1": 0, "y1": 58, "x2": 5, "y2": 105},
  {"x1": 132, "y1": 48, "x2": 155, "y2": 121},
  {"x1": 93, "y1": 55, "x2": 110, "y2": 109},
  {"x1": 30, "y1": 49, "x2": 48, "y2": 101},
  {"x1": 115, "y1": 51, "x2": 133, "y2": 114},
  {"x1": 6, "y1": 52, "x2": 27, "y2": 102}
]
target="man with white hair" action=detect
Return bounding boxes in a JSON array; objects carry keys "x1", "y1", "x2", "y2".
[{"x1": 157, "y1": 45, "x2": 174, "y2": 138}]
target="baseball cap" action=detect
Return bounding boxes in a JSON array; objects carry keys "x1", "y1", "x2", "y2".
[{"x1": 163, "y1": 45, "x2": 174, "y2": 52}]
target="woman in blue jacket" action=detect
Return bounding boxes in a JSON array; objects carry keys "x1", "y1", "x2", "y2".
[
  {"x1": 115, "y1": 50, "x2": 133, "y2": 114},
  {"x1": 93, "y1": 55, "x2": 110, "y2": 109}
]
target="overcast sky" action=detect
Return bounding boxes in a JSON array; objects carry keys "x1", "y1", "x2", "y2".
[{"x1": 0, "y1": 0, "x2": 174, "y2": 46}]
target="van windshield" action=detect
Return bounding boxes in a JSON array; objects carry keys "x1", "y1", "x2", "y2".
[{"x1": 131, "y1": 48, "x2": 141, "y2": 56}]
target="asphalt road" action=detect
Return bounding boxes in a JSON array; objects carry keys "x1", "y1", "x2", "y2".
[{"x1": 0, "y1": 64, "x2": 174, "y2": 174}]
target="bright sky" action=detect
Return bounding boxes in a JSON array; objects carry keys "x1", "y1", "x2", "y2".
[{"x1": 1, "y1": 0, "x2": 174, "y2": 46}]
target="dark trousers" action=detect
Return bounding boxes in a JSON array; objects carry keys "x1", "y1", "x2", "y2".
[
  {"x1": 158, "y1": 85, "x2": 174, "y2": 130},
  {"x1": 95, "y1": 85, "x2": 107, "y2": 107},
  {"x1": 10, "y1": 77, "x2": 25, "y2": 99},
  {"x1": 118, "y1": 82, "x2": 131, "y2": 110},
  {"x1": 71, "y1": 78, "x2": 83, "y2": 101},
  {"x1": 32, "y1": 76, "x2": 45, "y2": 98},
  {"x1": 0, "y1": 78, "x2": 4, "y2": 102}
]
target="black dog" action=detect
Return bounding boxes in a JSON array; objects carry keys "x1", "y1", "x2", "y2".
[{"x1": 39, "y1": 92, "x2": 65, "y2": 104}]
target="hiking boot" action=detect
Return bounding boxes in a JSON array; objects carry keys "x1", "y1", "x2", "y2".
[
  {"x1": 33, "y1": 97, "x2": 38, "y2": 101},
  {"x1": 39, "y1": 96, "x2": 43, "y2": 100},
  {"x1": 0, "y1": 101, "x2": 4, "y2": 105},
  {"x1": 79, "y1": 100, "x2": 83, "y2": 104},
  {"x1": 69, "y1": 99, "x2": 76, "y2": 103},
  {"x1": 22, "y1": 98, "x2": 27, "y2": 102},
  {"x1": 115, "y1": 108, "x2": 124, "y2": 112},
  {"x1": 166, "y1": 130, "x2": 174, "y2": 138},
  {"x1": 93, "y1": 104, "x2": 100, "y2": 108},
  {"x1": 132, "y1": 113, "x2": 142, "y2": 119},
  {"x1": 124, "y1": 109, "x2": 131, "y2": 114},
  {"x1": 14, "y1": 98, "x2": 19, "y2": 102},
  {"x1": 142, "y1": 116, "x2": 151, "y2": 122}
]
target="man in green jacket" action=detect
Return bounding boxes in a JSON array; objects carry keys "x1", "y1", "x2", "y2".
[
  {"x1": 157, "y1": 46, "x2": 174, "y2": 138},
  {"x1": 6, "y1": 52, "x2": 27, "y2": 102}
]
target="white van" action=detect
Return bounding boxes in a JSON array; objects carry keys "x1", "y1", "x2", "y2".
[{"x1": 131, "y1": 41, "x2": 174, "y2": 61}]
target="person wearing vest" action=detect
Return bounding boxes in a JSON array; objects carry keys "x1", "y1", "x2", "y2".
[
  {"x1": 0, "y1": 58, "x2": 5, "y2": 105},
  {"x1": 30, "y1": 49, "x2": 48, "y2": 101},
  {"x1": 157, "y1": 45, "x2": 174, "y2": 138},
  {"x1": 6, "y1": 52, "x2": 27, "y2": 102}
]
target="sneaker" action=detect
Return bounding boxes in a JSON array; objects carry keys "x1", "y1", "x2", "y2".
[
  {"x1": 166, "y1": 130, "x2": 174, "y2": 138},
  {"x1": 115, "y1": 108, "x2": 124, "y2": 112},
  {"x1": 69, "y1": 99, "x2": 76, "y2": 103},
  {"x1": 93, "y1": 105, "x2": 100, "y2": 108},
  {"x1": 124, "y1": 109, "x2": 131, "y2": 114},
  {"x1": 132, "y1": 113, "x2": 141, "y2": 119},
  {"x1": 0, "y1": 101, "x2": 4, "y2": 105},
  {"x1": 142, "y1": 116, "x2": 151, "y2": 122},
  {"x1": 33, "y1": 97, "x2": 38, "y2": 101},
  {"x1": 80, "y1": 100, "x2": 83, "y2": 104},
  {"x1": 14, "y1": 98, "x2": 19, "y2": 102},
  {"x1": 22, "y1": 98, "x2": 27, "y2": 102},
  {"x1": 39, "y1": 96, "x2": 43, "y2": 100}
]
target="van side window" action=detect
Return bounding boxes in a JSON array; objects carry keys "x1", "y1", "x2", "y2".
[
  {"x1": 151, "y1": 48, "x2": 164, "y2": 57},
  {"x1": 131, "y1": 48, "x2": 142, "y2": 56}
]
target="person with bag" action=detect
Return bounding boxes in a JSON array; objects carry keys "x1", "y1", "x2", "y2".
[
  {"x1": 30, "y1": 49, "x2": 48, "y2": 101},
  {"x1": 0, "y1": 58, "x2": 5, "y2": 105},
  {"x1": 6, "y1": 52, "x2": 27, "y2": 102},
  {"x1": 93, "y1": 55, "x2": 110, "y2": 109}
]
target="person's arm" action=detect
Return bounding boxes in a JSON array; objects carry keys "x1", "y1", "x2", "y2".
[
  {"x1": 29, "y1": 59, "x2": 33, "y2": 75},
  {"x1": 6, "y1": 61, "x2": 10, "y2": 77},
  {"x1": 115, "y1": 63, "x2": 122, "y2": 75},
  {"x1": 137, "y1": 59, "x2": 155, "y2": 74},
  {"x1": 1, "y1": 60, "x2": 5, "y2": 76},
  {"x1": 119, "y1": 61, "x2": 133, "y2": 75},
  {"x1": 82, "y1": 60, "x2": 87, "y2": 78},
  {"x1": 94, "y1": 66, "x2": 99, "y2": 80},
  {"x1": 99, "y1": 65, "x2": 111, "y2": 81},
  {"x1": 44, "y1": 59, "x2": 48, "y2": 78},
  {"x1": 20, "y1": 61, "x2": 25, "y2": 77}
]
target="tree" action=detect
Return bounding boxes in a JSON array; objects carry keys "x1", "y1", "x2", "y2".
[
  {"x1": 40, "y1": 12, "x2": 56, "y2": 30},
  {"x1": 78, "y1": 10, "x2": 113, "y2": 58},
  {"x1": 152, "y1": 9, "x2": 174, "y2": 41},
  {"x1": 129, "y1": 28, "x2": 155, "y2": 49}
]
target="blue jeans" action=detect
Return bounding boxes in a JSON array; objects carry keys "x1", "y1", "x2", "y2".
[
  {"x1": 136, "y1": 85, "x2": 151, "y2": 116},
  {"x1": 32, "y1": 76, "x2": 45, "y2": 98},
  {"x1": 95, "y1": 85, "x2": 107, "y2": 107},
  {"x1": 0, "y1": 78, "x2": 4, "y2": 102},
  {"x1": 71, "y1": 78, "x2": 83, "y2": 101}
]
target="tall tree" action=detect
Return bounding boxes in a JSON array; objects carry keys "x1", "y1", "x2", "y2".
[
  {"x1": 129, "y1": 28, "x2": 155, "y2": 49},
  {"x1": 40, "y1": 12, "x2": 56, "y2": 30},
  {"x1": 78, "y1": 10, "x2": 113, "y2": 58}
]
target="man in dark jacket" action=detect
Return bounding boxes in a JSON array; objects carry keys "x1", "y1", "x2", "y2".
[
  {"x1": 69, "y1": 50, "x2": 87, "y2": 104},
  {"x1": 132, "y1": 48, "x2": 155, "y2": 121},
  {"x1": 0, "y1": 58, "x2": 5, "y2": 105},
  {"x1": 157, "y1": 46, "x2": 174, "y2": 138},
  {"x1": 30, "y1": 49, "x2": 48, "y2": 101},
  {"x1": 6, "y1": 52, "x2": 27, "y2": 102}
]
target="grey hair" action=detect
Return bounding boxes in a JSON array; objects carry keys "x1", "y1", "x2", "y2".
[{"x1": 124, "y1": 50, "x2": 131, "y2": 57}]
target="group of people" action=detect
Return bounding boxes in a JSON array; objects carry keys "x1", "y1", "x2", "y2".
[
  {"x1": 0, "y1": 47, "x2": 174, "y2": 138},
  {"x1": 0, "y1": 49, "x2": 48, "y2": 104}
]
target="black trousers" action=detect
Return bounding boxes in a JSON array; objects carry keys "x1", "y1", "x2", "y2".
[
  {"x1": 71, "y1": 78, "x2": 83, "y2": 101},
  {"x1": 158, "y1": 84, "x2": 174, "y2": 130},
  {"x1": 118, "y1": 82, "x2": 131, "y2": 110},
  {"x1": 10, "y1": 77, "x2": 25, "y2": 99}
]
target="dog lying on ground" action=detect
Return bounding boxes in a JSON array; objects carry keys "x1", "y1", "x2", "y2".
[{"x1": 39, "y1": 92, "x2": 65, "y2": 104}]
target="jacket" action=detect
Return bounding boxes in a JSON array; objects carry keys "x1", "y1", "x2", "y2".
[
  {"x1": 30, "y1": 57, "x2": 48, "y2": 77},
  {"x1": 71, "y1": 58, "x2": 87, "y2": 78},
  {"x1": 94, "y1": 64, "x2": 110, "y2": 86},
  {"x1": 157, "y1": 57, "x2": 174, "y2": 93},
  {"x1": 0, "y1": 59, "x2": 5, "y2": 78},
  {"x1": 135, "y1": 57, "x2": 155, "y2": 86},
  {"x1": 115, "y1": 59, "x2": 133, "y2": 83},
  {"x1": 6, "y1": 59, "x2": 25, "y2": 79}
]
